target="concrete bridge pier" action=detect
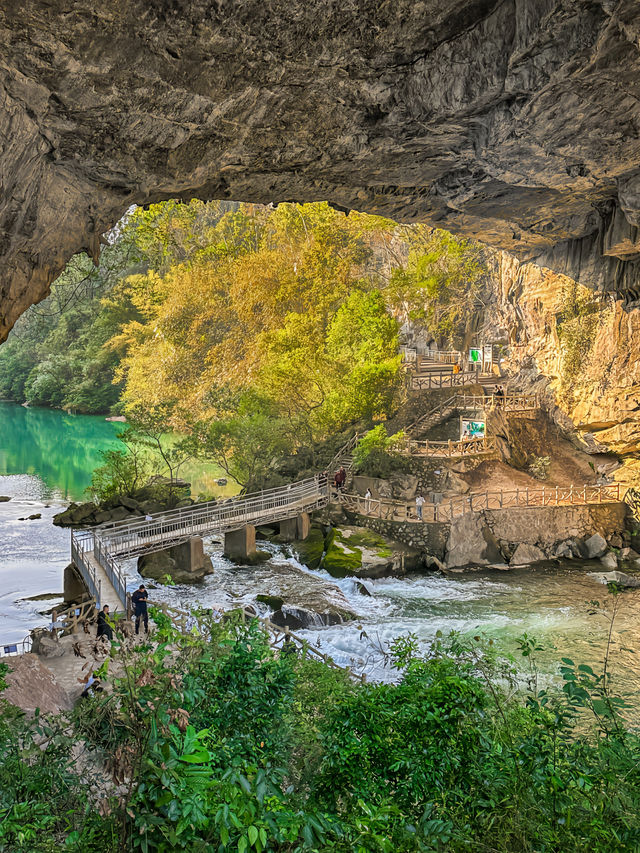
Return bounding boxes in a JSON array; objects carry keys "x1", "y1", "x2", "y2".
[
  {"x1": 279, "y1": 512, "x2": 311, "y2": 542},
  {"x1": 224, "y1": 525, "x2": 257, "y2": 561}
]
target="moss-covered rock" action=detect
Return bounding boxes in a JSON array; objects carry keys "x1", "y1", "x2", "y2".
[
  {"x1": 291, "y1": 526, "x2": 326, "y2": 570},
  {"x1": 321, "y1": 525, "x2": 422, "y2": 579},
  {"x1": 256, "y1": 594, "x2": 285, "y2": 610}
]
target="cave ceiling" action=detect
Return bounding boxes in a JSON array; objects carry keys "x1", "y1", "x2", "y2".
[{"x1": 1, "y1": 0, "x2": 640, "y2": 339}]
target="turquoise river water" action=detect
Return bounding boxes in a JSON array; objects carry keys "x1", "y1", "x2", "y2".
[{"x1": 1, "y1": 403, "x2": 639, "y2": 712}]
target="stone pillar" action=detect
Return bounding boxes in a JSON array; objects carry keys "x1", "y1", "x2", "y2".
[
  {"x1": 296, "y1": 512, "x2": 311, "y2": 541},
  {"x1": 279, "y1": 516, "x2": 298, "y2": 542},
  {"x1": 224, "y1": 525, "x2": 257, "y2": 561},
  {"x1": 171, "y1": 537, "x2": 207, "y2": 574},
  {"x1": 279, "y1": 512, "x2": 311, "y2": 542},
  {"x1": 64, "y1": 563, "x2": 87, "y2": 604}
]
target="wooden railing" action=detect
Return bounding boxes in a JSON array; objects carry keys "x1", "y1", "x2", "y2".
[
  {"x1": 407, "y1": 394, "x2": 539, "y2": 437},
  {"x1": 410, "y1": 369, "x2": 489, "y2": 390},
  {"x1": 340, "y1": 483, "x2": 623, "y2": 523},
  {"x1": 417, "y1": 351, "x2": 460, "y2": 367},
  {"x1": 396, "y1": 436, "x2": 498, "y2": 458},
  {"x1": 457, "y1": 393, "x2": 538, "y2": 412}
]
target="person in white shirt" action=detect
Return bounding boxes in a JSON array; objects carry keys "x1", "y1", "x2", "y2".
[
  {"x1": 415, "y1": 494, "x2": 425, "y2": 520},
  {"x1": 364, "y1": 488, "x2": 372, "y2": 513}
]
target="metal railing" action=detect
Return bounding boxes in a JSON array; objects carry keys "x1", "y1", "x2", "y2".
[
  {"x1": 396, "y1": 435, "x2": 498, "y2": 458},
  {"x1": 0, "y1": 635, "x2": 32, "y2": 657},
  {"x1": 340, "y1": 483, "x2": 623, "y2": 523},
  {"x1": 71, "y1": 530, "x2": 102, "y2": 604},
  {"x1": 71, "y1": 474, "x2": 332, "y2": 609}
]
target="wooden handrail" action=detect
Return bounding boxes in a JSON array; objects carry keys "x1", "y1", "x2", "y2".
[{"x1": 340, "y1": 483, "x2": 623, "y2": 523}]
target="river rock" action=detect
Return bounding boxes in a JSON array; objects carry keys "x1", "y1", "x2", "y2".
[
  {"x1": 138, "y1": 546, "x2": 214, "y2": 584},
  {"x1": 291, "y1": 526, "x2": 325, "y2": 570},
  {"x1": 270, "y1": 605, "x2": 347, "y2": 630},
  {"x1": 251, "y1": 561, "x2": 356, "y2": 625},
  {"x1": 588, "y1": 570, "x2": 640, "y2": 589},
  {"x1": 445, "y1": 512, "x2": 503, "y2": 569},
  {"x1": 620, "y1": 547, "x2": 640, "y2": 561},
  {"x1": 0, "y1": 495, "x2": 10, "y2": 502},
  {"x1": 583, "y1": 533, "x2": 607, "y2": 559},
  {"x1": 599, "y1": 552, "x2": 618, "y2": 570},
  {"x1": 355, "y1": 579, "x2": 374, "y2": 596},
  {"x1": 35, "y1": 635, "x2": 65, "y2": 659},
  {"x1": 510, "y1": 543, "x2": 546, "y2": 567},
  {"x1": 3, "y1": 654, "x2": 72, "y2": 715},
  {"x1": 554, "y1": 539, "x2": 582, "y2": 560}
]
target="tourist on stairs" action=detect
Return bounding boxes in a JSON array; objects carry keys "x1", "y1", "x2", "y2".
[
  {"x1": 132, "y1": 584, "x2": 149, "y2": 634},
  {"x1": 415, "y1": 494, "x2": 425, "y2": 520}
]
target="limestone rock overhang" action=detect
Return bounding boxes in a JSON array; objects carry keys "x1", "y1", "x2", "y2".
[{"x1": 1, "y1": 0, "x2": 640, "y2": 340}]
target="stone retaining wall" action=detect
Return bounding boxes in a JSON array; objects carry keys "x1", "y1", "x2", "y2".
[
  {"x1": 484, "y1": 503, "x2": 627, "y2": 547},
  {"x1": 343, "y1": 501, "x2": 628, "y2": 568},
  {"x1": 342, "y1": 511, "x2": 450, "y2": 560}
]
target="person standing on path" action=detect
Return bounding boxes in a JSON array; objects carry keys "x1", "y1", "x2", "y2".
[
  {"x1": 334, "y1": 466, "x2": 346, "y2": 492},
  {"x1": 364, "y1": 488, "x2": 372, "y2": 513},
  {"x1": 132, "y1": 584, "x2": 149, "y2": 635},
  {"x1": 415, "y1": 494, "x2": 425, "y2": 520},
  {"x1": 96, "y1": 604, "x2": 113, "y2": 641}
]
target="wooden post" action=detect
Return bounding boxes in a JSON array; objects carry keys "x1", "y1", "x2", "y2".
[
  {"x1": 516, "y1": 488, "x2": 520, "y2": 506},
  {"x1": 526, "y1": 487, "x2": 529, "y2": 506},
  {"x1": 555, "y1": 485, "x2": 558, "y2": 505},
  {"x1": 500, "y1": 491, "x2": 503, "y2": 508}
]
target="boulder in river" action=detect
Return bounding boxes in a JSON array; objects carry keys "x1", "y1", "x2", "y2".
[
  {"x1": 510, "y1": 543, "x2": 546, "y2": 567},
  {"x1": 588, "y1": 570, "x2": 640, "y2": 589},
  {"x1": 554, "y1": 539, "x2": 582, "y2": 559},
  {"x1": 583, "y1": 533, "x2": 607, "y2": 559},
  {"x1": 0, "y1": 495, "x2": 10, "y2": 502},
  {"x1": 599, "y1": 552, "x2": 618, "y2": 570},
  {"x1": 253, "y1": 561, "x2": 356, "y2": 626}
]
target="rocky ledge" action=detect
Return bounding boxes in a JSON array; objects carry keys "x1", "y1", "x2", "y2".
[{"x1": 2, "y1": 0, "x2": 640, "y2": 342}]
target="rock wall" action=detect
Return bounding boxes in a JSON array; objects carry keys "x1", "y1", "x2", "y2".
[
  {"x1": 480, "y1": 250, "x2": 640, "y2": 478},
  {"x1": 2, "y1": 1, "x2": 640, "y2": 338}
]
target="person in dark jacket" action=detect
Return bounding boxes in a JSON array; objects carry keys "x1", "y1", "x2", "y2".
[
  {"x1": 132, "y1": 584, "x2": 149, "y2": 635},
  {"x1": 96, "y1": 605, "x2": 113, "y2": 641}
]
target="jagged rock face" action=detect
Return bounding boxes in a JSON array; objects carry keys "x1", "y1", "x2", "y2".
[
  {"x1": 2, "y1": 1, "x2": 640, "y2": 339},
  {"x1": 481, "y1": 250, "x2": 640, "y2": 476}
]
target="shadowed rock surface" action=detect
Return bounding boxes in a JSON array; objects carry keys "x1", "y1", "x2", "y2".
[{"x1": 2, "y1": 1, "x2": 640, "y2": 338}]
